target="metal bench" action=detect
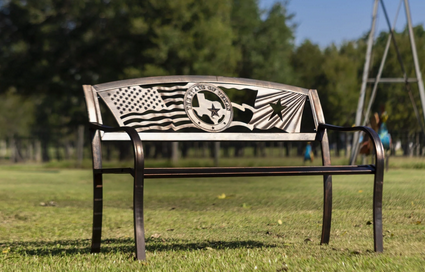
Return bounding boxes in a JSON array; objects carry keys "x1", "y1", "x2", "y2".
[{"x1": 83, "y1": 76, "x2": 384, "y2": 260}]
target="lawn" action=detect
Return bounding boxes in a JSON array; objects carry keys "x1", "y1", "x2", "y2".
[{"x1": 0, "y1": 159, "x2": 425, "y2": 271}]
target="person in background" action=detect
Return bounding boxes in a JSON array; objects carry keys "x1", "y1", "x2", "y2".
[
  {"x1": 378, "y1": 111, "x2": 391, "y2": 151},
  {"x1": 304, "y1": 142, "x2": 314, "y2": 164}
]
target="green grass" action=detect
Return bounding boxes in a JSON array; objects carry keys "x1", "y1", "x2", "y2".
[{"x1": 1, "y1": 160, "x2": 425, "y2": 271}]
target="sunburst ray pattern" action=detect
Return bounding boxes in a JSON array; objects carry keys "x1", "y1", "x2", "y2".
[{"x1": 248, "y1": 89, "x2": 307, "y2": 132}]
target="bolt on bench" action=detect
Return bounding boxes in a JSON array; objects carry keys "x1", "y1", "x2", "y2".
[{"x1": 83, "y1": 76, "x2": 384, "y2": 260}]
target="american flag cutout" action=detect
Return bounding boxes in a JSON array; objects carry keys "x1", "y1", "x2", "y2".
[{"x1": 98, "y1": 84, "x2": 197, "y2": 131}]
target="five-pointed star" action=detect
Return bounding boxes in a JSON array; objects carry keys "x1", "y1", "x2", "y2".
[
  {"x1": 268, "y1": 99, "x2": 287, "y2": 121},
  {"x1": 208, "y1": 104, "x2": 220, "y2": 118}
]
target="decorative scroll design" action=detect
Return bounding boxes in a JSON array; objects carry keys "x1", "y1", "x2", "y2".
[{"x1": 98, "y1": 82, "x2": 307, "y2": 133}]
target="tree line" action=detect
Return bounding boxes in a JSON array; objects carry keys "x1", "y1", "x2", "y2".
[{"x1": 0, "y1": 0, "x2": 424, "y2": 162}]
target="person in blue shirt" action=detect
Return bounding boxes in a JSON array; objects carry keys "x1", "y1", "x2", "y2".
[
  {"x1": 378, "y1": 111, "x2": 391, "y2": 151},
  {"x1": 304, "y1": 142, "x2": 313, "y2": 163}
]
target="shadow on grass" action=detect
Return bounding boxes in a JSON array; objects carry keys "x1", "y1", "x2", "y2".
[{"x1": 1, "y1": 237, "x2": 275, "y2": 257}]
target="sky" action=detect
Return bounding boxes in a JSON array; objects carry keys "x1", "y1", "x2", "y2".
[{"x1": 259, "y1": 0, "x2": 425, "y2": 48}]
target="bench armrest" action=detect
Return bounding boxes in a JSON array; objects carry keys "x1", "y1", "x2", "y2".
[
  {"x1": 318, "y1": 123, "x2": 385, "y2": 168},
  {"x1": 89, "y1": 122, "x2": 144, "y2": 171}
]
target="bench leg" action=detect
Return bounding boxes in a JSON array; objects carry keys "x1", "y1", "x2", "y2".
[
  {"x1": 321, "y1": 174, "x2": 332, "y2": 245},
  {"x1": 373, "y1": 173, "x2": 384, "y2": 252},
  {"x1": 133, "y1": 170, "x2": 146, "y2": 260},
  {"x1": 320, "y1": 129, "x2": 332, "y2": 245},
  {"x1": 91, "y1": 172, "x2": 103, "y2": 253}
]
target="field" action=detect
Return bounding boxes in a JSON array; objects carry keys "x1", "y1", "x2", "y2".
[{"x1": 1, "y1": 157, "x2": 425, "y2": 271}]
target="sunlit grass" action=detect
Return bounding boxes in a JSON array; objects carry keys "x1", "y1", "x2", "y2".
[{"x1": 1, "y1": 160, "x2": 425, "y2": 271}]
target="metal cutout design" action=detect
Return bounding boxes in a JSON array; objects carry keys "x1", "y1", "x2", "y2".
[
  {"x1": 100, "y1": 84, "x2": 197, "y2": 131},
  {"x1": 248, "y1": 88, "x2": 307, "y2": 132},
  {"x1": 268, "y1": 99, "x2": 287, "y2": 121},
  {"x1": 184, "y1": 83, "x2": 233, "y2": 132},
  {"x1": 98, "y1": 82, "x2": 307, "y2": 133}
]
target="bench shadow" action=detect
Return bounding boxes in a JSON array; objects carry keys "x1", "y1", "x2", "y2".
[{"x1": 1, "y1": 238, "x2": 275, "y2": 257}]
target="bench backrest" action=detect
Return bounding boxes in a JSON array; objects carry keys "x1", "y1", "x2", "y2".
[{"x1": 83, "y1": 76, "x2": 325, "y2": 142}]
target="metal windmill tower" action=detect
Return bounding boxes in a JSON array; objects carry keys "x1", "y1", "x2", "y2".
[{"x1": 350, "y1": 0, "x2": 425, "y2": 164}]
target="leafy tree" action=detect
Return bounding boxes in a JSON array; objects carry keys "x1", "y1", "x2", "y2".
[
  {"x1": 320, "y1": 42, "x2": 363, "y2": 125},
  {"x1": 251, "y1": 2, "x2": 296, "y2": 84},
  {"x1": 291, "y1": 39, "x2": 326, "y2": 90},
  {"x1": 230, "y1": 0, "x2": 261, "y2": 79},
  {"x1": 0, "y1": 88, "x2": 34, "y2": 139},
  {"x1": 0, "y1": 0, "x2": 240, "y2": 160},
  {"x1": 0, "y1": 88, "x2": 35, "y2": 162},
  {"x1": 231, "y1": 0, "x2": 296, "y2": 84}
]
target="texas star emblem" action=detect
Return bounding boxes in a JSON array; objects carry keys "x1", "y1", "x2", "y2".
[{"x1": 184, "y1": 83, "x2": 233, "y2": 132}]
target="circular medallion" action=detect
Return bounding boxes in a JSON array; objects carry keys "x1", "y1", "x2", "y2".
[{"x1": 184, "y1": 83, "x2": 233, "y2": 132}]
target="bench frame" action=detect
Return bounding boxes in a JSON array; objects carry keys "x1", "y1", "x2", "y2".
[{"x1": 83, "y1": 76, "x2": 384, "y2": 260}]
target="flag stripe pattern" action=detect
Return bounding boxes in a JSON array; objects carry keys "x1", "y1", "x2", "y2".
[{"x1": 98, "y1": 84, "x2": 196, "y2": 131}]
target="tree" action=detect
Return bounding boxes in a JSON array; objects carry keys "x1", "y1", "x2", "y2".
[
  {"x1": 0, "y1": 88, "x2": 35, "y2": 161},
  {"x1": 231, "y1": 0, "x2": 296, "y2": 84},
  {"x1": 319, "y1": 42, "x2": 363, "y2": 126},
  {"x1": 291, "y1": 39, "x2": 326, "y2": 90},
  {"x1": 251, "y1": 1, "x2": 296, "y2": 84},
  {"x1": 0, "y1": 0, "x2": 240, "y2": 161},
  {"x1": 369, "y1": 26, "x2": 425, "y2": 133}
]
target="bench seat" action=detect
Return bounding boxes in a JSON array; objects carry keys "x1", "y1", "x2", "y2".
[{"x1": 96, "y1": 165, "x2": 376, "y2": 178}]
